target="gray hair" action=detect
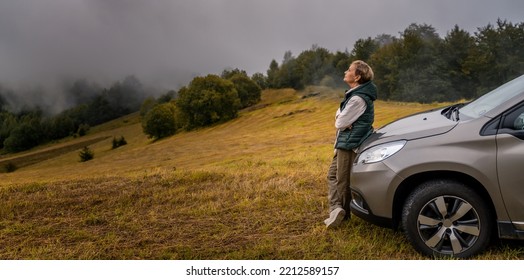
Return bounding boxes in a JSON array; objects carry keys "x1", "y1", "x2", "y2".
[{"x1": 352, "y1": 60, "x2": 374, "y2": 83}]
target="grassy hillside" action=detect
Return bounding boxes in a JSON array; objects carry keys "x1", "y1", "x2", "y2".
[
  {"x1": 0, "y1": 87, "x2": 522, "y2": 259},
  {"x1": 0, "y1": 87, "x2": 437, "y2": 183}
]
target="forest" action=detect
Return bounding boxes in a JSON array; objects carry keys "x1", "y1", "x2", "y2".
[
  {"x1": 267, "y1": 20, "x2": 524, "y2": 102},
  {"x1": 0, "y1": 20, "x2": 523, "y2": 154}
]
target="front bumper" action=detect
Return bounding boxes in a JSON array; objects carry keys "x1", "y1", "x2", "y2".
[
  {"x1": 350, "y1": 193, "x2": 393, "y2": 228},
  {"x1": 349, "y1": 161, "x2": 402, "y2": 228}
]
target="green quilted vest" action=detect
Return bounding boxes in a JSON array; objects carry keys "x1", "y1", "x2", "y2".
[{"x1": 335, "y1": 81, "x2": 377, "y2": 150}]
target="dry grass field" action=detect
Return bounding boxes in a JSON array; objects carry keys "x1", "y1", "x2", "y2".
[{"x1": 0, "y1": 87, "x2": 523, "y2": 259}]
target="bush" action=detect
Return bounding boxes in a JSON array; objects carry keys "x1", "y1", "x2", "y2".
[
  {"x1": 77, "y1": 123, "x2": 90, "y2": 137},
  {"x1": 112, "y1": 136, "x2": 127, "y2": 149},
  {"x1": 229, "y1": 74, "x2": 262, "y2": 108},
  {"x1": 79, "y1": 146, "x2": 94, "y2": 162},
  {"x1": 140, "y1": 97, "x2": 157, "y2": 118},
  {"x1": 177, "y1": 75, "x2": 240, "y2": 129},
  {"x1": 142, "y1": 103, "x2": 179, "y2": 139}
]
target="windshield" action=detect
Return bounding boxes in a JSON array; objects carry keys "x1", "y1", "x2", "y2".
[{"x1": 460, "y1": 74, "x2": 524, "y2": 119}]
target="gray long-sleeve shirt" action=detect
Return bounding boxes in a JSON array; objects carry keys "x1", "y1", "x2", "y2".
[
  {"x1": 335, "y1": 94, "x2": 366, "y2": 130},
  {"x1": 334, "y1": 89, "x2": 366, "y2": 153}
]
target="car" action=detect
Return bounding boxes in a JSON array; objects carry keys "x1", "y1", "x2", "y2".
[{"x1": 350, "y1": 74, "x2": 524, "y2": 258}]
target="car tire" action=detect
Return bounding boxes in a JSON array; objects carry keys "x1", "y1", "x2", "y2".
[{"x1": 401, "y1": 180, "x2": 492, "y2": 258}]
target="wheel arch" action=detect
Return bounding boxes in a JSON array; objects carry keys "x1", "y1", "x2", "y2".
[{"x1": 391, "y1": 171, "x2": 496, "y2": 230}]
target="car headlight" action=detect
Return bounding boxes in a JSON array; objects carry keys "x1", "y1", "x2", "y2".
[{"x1": 357, "y1": 140, "x2": 407, "y2": 164}]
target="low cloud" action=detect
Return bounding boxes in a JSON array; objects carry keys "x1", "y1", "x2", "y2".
[{"x1": 0, "y1": 0, "x2": 523, "y2": 113}]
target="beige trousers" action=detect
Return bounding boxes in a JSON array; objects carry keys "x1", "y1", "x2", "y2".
[{"x1": 327, "y1": 149, "x2": 356, "y2": 217}]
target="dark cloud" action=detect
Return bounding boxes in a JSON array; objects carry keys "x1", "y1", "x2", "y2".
[{"x1": 0, "y1": 0, "x2": 523, "y2": 111}]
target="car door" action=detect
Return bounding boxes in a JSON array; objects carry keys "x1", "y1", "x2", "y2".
[{"x1": 496, "y1": 103, "x2": 524, "y2": 228}]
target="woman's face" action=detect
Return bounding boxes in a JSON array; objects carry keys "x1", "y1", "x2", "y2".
[{"x1": 343, "y1": 64, "x2": 360, "y2": 86}]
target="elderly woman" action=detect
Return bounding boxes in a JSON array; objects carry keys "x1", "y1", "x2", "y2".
[{"x1": 325, "y1": 60, "x2": 377, "y2": 229}]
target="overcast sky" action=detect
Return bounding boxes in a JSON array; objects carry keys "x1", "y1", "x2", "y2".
[{"x1": 0, "y1": 0, "x2": 523, "y2": 93}]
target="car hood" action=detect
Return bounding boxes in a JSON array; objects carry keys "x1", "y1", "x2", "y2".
[{"x1": 360, "y1": 108, "x2": 458, "y2": 150}]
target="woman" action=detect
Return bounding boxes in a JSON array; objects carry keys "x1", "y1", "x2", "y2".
[{"x1": 325, "y1": 60, "x2": 377, "y2": 229}]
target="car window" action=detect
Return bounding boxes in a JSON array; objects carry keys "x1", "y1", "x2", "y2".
[
  {"x1": 514, "y1": 113, "x2": 524, "y2": 130},
  {"x1": 461, "y1": 74, "x2": 524, "y2": 119},
  {"x1": 502, "y1": 105, "x2": 524, "y2": 131}
]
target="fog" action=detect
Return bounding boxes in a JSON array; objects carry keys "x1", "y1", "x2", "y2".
[{"x1": 0, "y1": 0, "x2": 523, "y2": 113}]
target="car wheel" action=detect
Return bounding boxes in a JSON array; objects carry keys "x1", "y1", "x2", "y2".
[{"x1": 401, "y1": 180, "x2": 492, "y2": 258}]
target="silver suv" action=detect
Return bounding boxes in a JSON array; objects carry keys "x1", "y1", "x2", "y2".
[{"x1": 350, "y1": 74, "x2": 524, "y2": 258}]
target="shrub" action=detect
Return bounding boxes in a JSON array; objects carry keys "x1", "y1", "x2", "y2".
[
  {"x1": 140, "y1": 97, "x2": 157, "y2": 118},
  {"x1": 142, "y1": 102, "x2": 178, "y2": 139},
  {"x1": 79, "y1": 146, "x2": 94, "y2": 162},
  {"x1": 77, "y1": 123, "x2": 90, "y2": 137},
  {"x1": 112, "y1": 136, "x2": 127, "y2": 149},
  {"x1": 177, "y1": 75, "x2": 240, "y2": 129},
  {"x1": 229, "y1": 74, "x2": 261, "y2": 108}
]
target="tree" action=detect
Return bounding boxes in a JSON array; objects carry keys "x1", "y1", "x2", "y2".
[
  {"x1": 442, "y1": 25, "x2": 477, "y2": 100},
  {"x1": 277, "y1": 56, "x2": 301, "y2": 89},
  {"x1": 293, "y1": 45, "x2": 334, "y2": 89},
  {"x1": 396, "y1": 24, "x2": 450, "y2": 102},
  {"x1": 267, "y1": 59, "x2": 280, "y2": 88},
  {"x1": 139, "y1": 90, "x2": 175, "y2": 119},
  {"x1": 76, "y1": 123, "x2": 90, "y2": 137},
  {"x1": 221, "y1": 68, "x2": 248, "y2": 80},
  {"x1": 142, "y1": 102, "x2": 179, "y2": 139},
  {"x1": 3, "y1": 119, "x2": 44, "y2": 152},
  {"x1": 0, "y1": 111, "x2": 17, "y2": 149},
  {"x1": 469, "y1": 19, "x2": 524, "y2": 96},
  {"x1": 350, "y1": 37, "x2": 380, "y2": 61},
  {"x1": 374, "y1": 34, "x2": 397, "y2": 47},
  {"x1": 370, "y1": 23, "x2": 451, "y2": 102},
  {"x1": 85, "y1": 94, "x2": 115, "y2": 125},
  {"x1": 157, "y1": 90, "x2": 176, "y2": 103},
  {"x1": 46, "y1": 113, "x2": 76, "y2": 140},
  {"x1": 329, "y1": 50, "x2": 351, "y2": 88},
  {"x1": 177, "y1": 75, "x2": 240, "y2": 129},
  {"x1": 65, "y1": 79, "x2": 101, "y2": 106},
  {"x1": 228, "y1": 74, "x2": 262, "y2": 108},
  {"x1": 282, "y1": 50, "x2": 294, "y2": 64},
  {"x1": 369, "y1": 38, "x2": 402, "y2": 100},
  {"x1": 120, "y1": 75, "x2": 147, "y2": 112},
  {"x1": 251, "y1": 72, "x2": 268, "y2": 90},
  {"x1": 140, "y1": 97, "x2": 157, "y2": 118},
  {"x1": 0, "y1": 88, "x2": 8, "y2": 111},
  {"x1": 79, "y1": 146, "x2": 94, "y2": 162}
]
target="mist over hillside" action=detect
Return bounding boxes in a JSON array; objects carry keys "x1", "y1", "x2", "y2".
[
  {"x1": 1, "y1": 1, "x2": 522, "y2": 115},
  {"x1": 0, "y1": 75, "x2": 169, "y2": 115}
]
